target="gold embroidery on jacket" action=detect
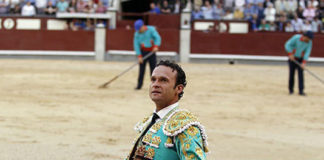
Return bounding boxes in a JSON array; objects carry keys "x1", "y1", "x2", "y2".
[
  {"x1": 134, "y1": 145, "x2": 146, "y2": 158},
  {"x1": 145, "y1": 148, "x2": 155, "y2": 160},
  {"x1": 150, "y1": 121, "x2": 162, "y2": 133},
  {"x1": 142, "y1": 133, "x2": 152, "y2": 144},
  {"x1": 151, "y1": 136, "x2": 161, "y2": 148}
]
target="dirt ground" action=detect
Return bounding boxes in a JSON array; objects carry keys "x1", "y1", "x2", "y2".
[{"x1": 0, "y1": 59, "x2": 323, "y2": 160}]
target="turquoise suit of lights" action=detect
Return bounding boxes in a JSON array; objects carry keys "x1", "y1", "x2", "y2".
[{"x1": 126, "y1": 106, "x2": 209, "y2": 160}]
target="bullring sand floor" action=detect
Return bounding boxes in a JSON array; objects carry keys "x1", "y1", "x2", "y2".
[{"x1": 0, "y1": 59, "x2": 323, "y2": 160}]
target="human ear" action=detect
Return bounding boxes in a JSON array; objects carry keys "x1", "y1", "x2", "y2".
[{"x1": 176, "y1": 84, "x2": 184, "y2": 94}]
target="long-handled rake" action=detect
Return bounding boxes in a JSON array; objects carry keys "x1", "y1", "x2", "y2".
[
  {"x1": 98, "y1": 52, "x2": 154, "y2": 88},
  {"x1": 291, "y1": 59, "x2": 324, "y2": 85}
]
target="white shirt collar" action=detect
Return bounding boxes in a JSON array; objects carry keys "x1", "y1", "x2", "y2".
[{"x1": 154, "y1": 102, "x2": 179, "y2": 120}]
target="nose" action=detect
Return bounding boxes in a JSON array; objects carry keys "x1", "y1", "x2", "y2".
[{"x1": 151, "y1": 80, "x2": 160, "y2": 88}]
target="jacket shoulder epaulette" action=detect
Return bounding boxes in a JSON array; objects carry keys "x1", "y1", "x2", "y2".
[
  {"x1": 134, "y1": 115, "x2": 151, "y2": 133},
  {"x1": 162, "y1": 109, "x2": 208, "y2": 152}
]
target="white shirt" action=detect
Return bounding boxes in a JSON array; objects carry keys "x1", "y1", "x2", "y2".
[
  {"x1": 201, "y1": 6, "x2": 214, "y2": 20},
  {"x1": 291, "y1": 18, "x2": 303, "y2": 32},
  {"x1": 264, "y1": 7, "x2": 276, "y2": 22},
  {"x1": 154, "y1": 102, "x2": 179, "y2": 121},
  {"x1": 302, "y1": 23, "x2": 312, "y2": 32},
  {"x1": 235, "y1": 0, "x2": 245, "y2": 8},
  {"x1": 21, "y1": 5, "x2": 36, "y2": 16},
  {"x1": 36, "y1": 0, "x2": 47, "y2": 8}
]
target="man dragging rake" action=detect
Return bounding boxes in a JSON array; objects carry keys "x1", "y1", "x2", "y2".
[
  {"x1": 285, "y1": 31, "x2": 324, "y2": 96},
  {"x1": 98, "y1": 19, "x2": 161, "y2": 89}
]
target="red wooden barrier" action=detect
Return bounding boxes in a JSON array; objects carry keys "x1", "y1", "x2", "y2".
[
  {"x1": 106, "y1": 28, "x2": 179, "y2": 53},
  {"x1": 0, "y1": 30, "x2": 94, "y2": 51},
  {"x1": 191, "y1": 31, "x2": 324, "y2": 57}
]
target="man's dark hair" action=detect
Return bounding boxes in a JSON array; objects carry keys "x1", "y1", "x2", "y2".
[{"x1": 156, "y1": 60, "x2": 187, "y2": 100}]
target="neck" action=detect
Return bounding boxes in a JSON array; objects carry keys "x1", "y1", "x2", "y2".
[{"x1": 155, "y1": 100, "x2": 178, "y2": 112}]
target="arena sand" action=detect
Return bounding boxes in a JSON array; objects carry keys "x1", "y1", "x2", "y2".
[{"x1": 0, "y1": 59, "x2": 323, "y2": 160}]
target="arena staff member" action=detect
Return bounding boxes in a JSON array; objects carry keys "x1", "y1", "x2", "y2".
[
  {"x1": 126, "y1": 60, "x2": 209, "y2": 160},
  {"x1": 285, "y1": 31, "x2": 314, "y2": 96},
  {"x1": 133, "y1": 19, "x2": 161, "y2": 90}
]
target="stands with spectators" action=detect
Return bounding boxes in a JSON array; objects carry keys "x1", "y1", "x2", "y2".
[{"x1": 0, "y1": 0, "x2": 323, "y2": 33}]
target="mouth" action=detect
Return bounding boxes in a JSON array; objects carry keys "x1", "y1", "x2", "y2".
[{"x1": 151, "y1": 91, "x2": 161, "y2": 94}]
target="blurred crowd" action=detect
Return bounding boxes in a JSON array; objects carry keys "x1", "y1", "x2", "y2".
[
  {"x1": 0, "y1": 0, "x2": 109, "y2": 30},
  {"x1": 1, "y1": 0, "x2": 323, "y2": 33},
  {"x1": 191, "y1": 0, "x2": 324, "y2": 32},
  {"x1": 0, "y1": 0, "x2": 109, "y2": 16},
  {"x1": 149, "y1": 0, "x2": 188, "y2": 14}
]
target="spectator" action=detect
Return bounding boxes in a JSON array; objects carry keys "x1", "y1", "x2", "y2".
[
  {"x1": 192, "y1": 6, "x2": 203, "y2": 19},
  {"x1": 56, "y1": 0, "x2": 69, "y2": 12},
  {"x1": 35, "y1": 0, "x2": 47, "y2": 14},
  {"x1": 201, "y1": 1, "x2": 214, "y2": 19},
  {"x1": 309, "y1": 0, "x2": 319, "y2": 8},
  {"x1": 173, "y1": 0, "x2": 180, "y2": 13},
  {"x1": 302, "y1": 20, "x2": 312, "y2": 31},
  {"x1": 44, "y1": 1, "x2": 56, "y2": 15},
  {"x1": 233, "y1": 7, "x2": 244, "y2": 19},
  {"x1": 276, "y1": 12, "x2": 287, "y2": 31},
  {"x1": 264, "y1": 0, "x2": 273, "y2": 8},
  {"x1": 149, "y1": 2, "x2": 161, "y2": 14},
  {"x1": 193, "y1": 0, "x2": 203, "y2": 11},
  {"x1": 285, "y1": 21, "x2": 294, "y2": 32},
  {"x1": 311, "y1": 17, "x2": 323, "y2": 32},
  {"x1": 259, "y1": 19, "x2": 270, "y2": 30},
  {"x1": 10, "y1": 3, "x2": 21, "y2": 14},
  {"x1": 246, "y1": 0, "x2": 255, "y2": 5},
  {"x1": 256, "y1": 2, "x2": 265, "y2": 26},
  {"x1": 315, "y1": 6, "x2": 322, "y2": 19},
  {"x1": 250, "y1": 14, "x2": 259, "y2": 31},
  {"x1": 21, "y1": 1, "x2": 36, "y2": 16},
  {"x1": 68, "y1": 0, "x2": 77, "y2": 12},
  {"x1": 84, "y1": 19, "x2": 94, "y2": 31},
  {"x1": 264, "y1": 3, "x2": 276, "y2": 22},
  {"x1": 235, "y1": 0, "x2": 245, "y2": 11},
  {"x1": 8, "y1": 0, "x2": 20, "y2": 14},
  {"x1": 296, "y1": 6, "x2": 304, "y2": 18},
  {"x1": 224, "y1": 0, "x2": 234, "y2": 11},
  {"x1": 320, "y1": 0, "x2": 324, "y2": 10},
  {"x1": 96, "y1": 19, "x2": 106, "y2": 28},
  {"x1": 285, "y1": 0, "x2": 297, "y2": 18},
  {"x1": 299, "y1": 0, "x2": 307, "y2": 9},
  {"x1": 213, "y1": 3, "x2": 224, "y2": 20},
  {"x1": 223, "y1": 9, "x2": 234, "y2": 20},
  {"x1": 49, "y1": 0, "x2": 57, "y2": 6},
  {"x1": 160, "y1": 0, "x2": 171, "y2": 14},
  {"x1": 303, "y1": 4, "x2": 316, "y2": 21},
  {"x1": 291, "y1": 14, "x2": 304, "y2": 32},
  {"x1": 77, "y1": 0, "x2": 86, "y2": 12},
  {"x1": 275, "y1": 0, "x2": 286, "y2": 14},
  {"x1": 205, "y1": 24, "x2": 214, "y2": 32},
  {"x1": 256, "y1": 0, "x2": 265, "y2": 5},
  {"x1": 203, "y1": 0, "x2": 214, "y2": 4},
  {"x1": 0, "y1": 0, "x2": 9, "y2": 14},
  {"x1": 70, "y1": 19, "x2": 84, "y2": 31},
  {"x1": 244, "y1": 3, "x2": 258, "y2": 20},
  {"x1": 100, "y1": 0, "x2": 109, "y2": 8},
  {"x1": 83, "y1": 0, "x2": 96, "y2": 13},
  {"x1": 95, "y1": 0, "x2": 106, "y2": 13},
  {"x1": 25, "y1": 0, "x2": 36, "y2": 6},
  {"x1": 269, "y1": 21, "x2": 277, "y2": 31}
]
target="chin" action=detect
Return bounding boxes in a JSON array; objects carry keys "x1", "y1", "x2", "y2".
[{"x1": 150, "y1": 95, "x2": 162, "y2": 102}]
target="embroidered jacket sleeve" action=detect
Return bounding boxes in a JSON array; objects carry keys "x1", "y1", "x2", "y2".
[{"x1": 174, "y1": 126, "x2": 207, "y2": 160}]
